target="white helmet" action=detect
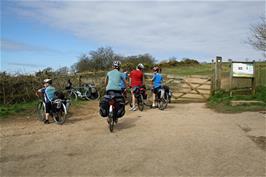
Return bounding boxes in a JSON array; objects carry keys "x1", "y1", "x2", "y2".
[
  {"x1": 43, "y1": 78, "x2": 52, "y2": 84},
  {"x1": 112, "y1": 61, "x2": 121, "y2": 68},
  {"x1": 137, "y1": 63, "x2": 144, "y2": 69}
]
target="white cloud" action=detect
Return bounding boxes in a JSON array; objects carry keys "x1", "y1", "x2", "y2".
[
  {"x1": 8, "y1": 0, "x2": 266, "y2": 60},
  {"x1": 1, "y1": 38, "x2": 62, "y2": 54}
]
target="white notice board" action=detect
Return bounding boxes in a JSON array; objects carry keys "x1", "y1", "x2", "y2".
[{"x1": 232, "y1": 62, "x2": 254, "y2": 78}]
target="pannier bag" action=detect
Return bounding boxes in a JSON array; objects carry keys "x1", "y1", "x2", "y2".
[
  {"x1": 99, "y1": 95, "x2": 125, "y2": 118},
  {"x1": 99, "y1": 97, "x2": 109, "y2": 117}
]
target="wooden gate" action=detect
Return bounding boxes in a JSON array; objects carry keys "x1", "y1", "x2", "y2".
[{"x1": 166, "y1": 75, "x2": 211, "y2": 102}]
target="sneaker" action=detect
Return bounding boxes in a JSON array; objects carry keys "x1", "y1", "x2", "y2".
[
  {"x1": 44, "y1": 119, "x2": 49, "y2": 124},
  {"x1": 151, "y1": 104, "x2": 157, "y2": 109},
  {"x1": 132, "y1": 106, "x2": 137, "y2": 111},
  {"x1": 129, "y1": 106, "x2": 136, "y2": 111}
]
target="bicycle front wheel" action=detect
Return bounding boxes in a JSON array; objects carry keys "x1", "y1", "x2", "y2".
[
  {"x1": 36, "y1": 101, "x2": 45, "y2": 121},
  {"x1": 68, "y1": 90, "x2": 77, "y2": 101}
]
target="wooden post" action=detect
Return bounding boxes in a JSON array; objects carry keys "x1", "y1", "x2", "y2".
[
  {"x1": 229, "y1": 60, "x2": 233, "y2": 97},
  {"x1": 251, "y1": 60, "x2": 256, "y2": 96},
  {"x1": 257, "y1": 64, "x2": 261, "y2": 87},
  {"x1": 215, "y1": 56, "x2": 222, "y2": 92},
  {"x1": 211, "y1": 59, "x2": 215, "y2": 95}
]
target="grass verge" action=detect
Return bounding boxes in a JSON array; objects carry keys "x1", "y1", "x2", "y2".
[
  {"x1": 0, "y1": 101, "x2": 38, "y2": 119},
  {"x1": 207, "y1": 86, "x2": 266, "y2": 113},
  {"x1": 0, "y1": 99, "x2": 87, "y2": 119}
]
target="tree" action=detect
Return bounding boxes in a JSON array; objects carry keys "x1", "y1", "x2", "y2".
[
  {"x1": 56, "y1": 66, "x2": 69, "y2": 75},
  {"x1": 123, "y1": 53, "x2": 156, "y2": 71},
  {"x1": 89, "y1": 47, "x2": 118, "y2": 70},
  {"x1": 35, "y1": 67, "x2": 54, "y2": 77},
  {"x1": 248, "y1": 18, "x2": 266, "y2": 56},
  {"x1": 74, "y1": 54, "x2": 91, "y2": 72},
  {"x1": 73, "y1": 47, "x2": 120, "y2": 72}
]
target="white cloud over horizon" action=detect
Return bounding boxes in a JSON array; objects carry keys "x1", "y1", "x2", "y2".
[{"x1": 7, "y1": 0, "x2": 266, "y2": 61}]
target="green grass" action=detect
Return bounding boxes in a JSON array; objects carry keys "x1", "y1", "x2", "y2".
[
  {"x1": 162, "y1": 64, "x2": 212, "y2": 76},
  {"x1": 0, "y1": 101, "x2": 38, "y2": 119},
  {"x1": 0, "y1": 99, "x2": 86, "y2": 119},
  {"x1": 207, "y1": 86, "x2": 266, "y2": 113}
]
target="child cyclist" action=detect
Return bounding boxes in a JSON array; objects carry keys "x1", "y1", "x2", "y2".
[
  {"x1": 151, "y1": 66, "x2": 163, "y2": 108},
  {"x1": 36, "y1": 79, "x2": 56, "y2": 124}
]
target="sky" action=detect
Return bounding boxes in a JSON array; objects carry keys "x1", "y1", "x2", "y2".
[{"x1": 1, "y1": 0, "x2": 265, "y2": 73}]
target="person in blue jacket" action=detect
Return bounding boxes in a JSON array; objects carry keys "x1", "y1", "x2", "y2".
[
  {"x1": 36, "y1": 79, "x2": 56, "y2": 124},
  {"x1": 151, "y1": 66, "x2": 163, "y2": 108}
]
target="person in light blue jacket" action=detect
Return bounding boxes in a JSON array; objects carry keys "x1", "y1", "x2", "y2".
[
  {"x1": 37, "y1": 79, "x2": 56, "y2": 124},
  {"x1": 151, "y1": 66, "x2": 163, "y2": 108}
]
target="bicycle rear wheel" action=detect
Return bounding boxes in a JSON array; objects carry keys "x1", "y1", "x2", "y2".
[
  {"x1": 108, "y1": 115, "x2": 115, "y2": 132},
  {"x1": 36, "y1": 101, "x2": 45, "y2": 121},
  {"x1": 138, "y1": 95, "x2": 144, "y2": 111},
  {"x1": 54, "y1": 104, "x2": 67, "y2": 125},
  {"x1": 158, "y1": 99, "x2": 167, "y2": 110},
  {"x1": 89, "y1": 91, "x2": 100, "y2": 100}
]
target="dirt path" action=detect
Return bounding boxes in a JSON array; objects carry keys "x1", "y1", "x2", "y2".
[{"x1": 0, "y1": 101, "x2": 265, "y2": 177}]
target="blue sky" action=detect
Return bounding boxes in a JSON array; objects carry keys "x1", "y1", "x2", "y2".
[{"x1": 1, "y1": 0, "x2": 265, "y2": 73}]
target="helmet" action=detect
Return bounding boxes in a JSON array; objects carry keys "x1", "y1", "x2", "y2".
[
  {"x1": 112, "y1": 61, "x2": 121, "y2": 68},
  {"x1": 137, "y1": 63, "x2": 144, "y2": 70},
  {"x1": 152, "y1": 66, "x2": 160, "y2": 72},
  {"x1": 43, "y1": 78, "x2": 52, "y2": 84}
]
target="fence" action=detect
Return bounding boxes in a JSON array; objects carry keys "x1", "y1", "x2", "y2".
[{"x1": 211, "y1": 56, "x2": 266, "y2": 94}]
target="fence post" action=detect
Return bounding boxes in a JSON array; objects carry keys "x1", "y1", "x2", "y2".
[
  {"x1": 229, "y1": 60, "x2": 233, "y2": 95},
  {"x1": 211, "y1": 59, "x2": 215, "y2": 95},
  {"x1": 252, "y1": 60, "x2": 256, "y2": 96},
  {"x1": 215, "y1": 56, "x2": 222, "y2": 92}
]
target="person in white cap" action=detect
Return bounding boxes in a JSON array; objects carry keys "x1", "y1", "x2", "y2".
[{"x1": 36, "y1": 79, "x2": 56, "y2": 124}]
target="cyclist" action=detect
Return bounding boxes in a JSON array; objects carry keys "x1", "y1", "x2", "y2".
[
  {"x1": 36, "y1": 79, "x2": 56, "y2": 124},
  {"x1": 105, "y1": 61, "x2": 126, "y2": 95},
  {"x1": 151, "y1": 66, "x2": 163, "y2": 108},
  {"x1": 129, "y1": 63, "x2": 144, "y2": 111}
]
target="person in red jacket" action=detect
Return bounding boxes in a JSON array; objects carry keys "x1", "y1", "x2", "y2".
[{"x1": 129, "y1": 63, "x2": 144, "y2": 111}]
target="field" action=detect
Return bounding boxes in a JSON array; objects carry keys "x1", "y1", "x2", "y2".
[{"x1": 162, "y1": 64, "x2": 212, "y2": 76}]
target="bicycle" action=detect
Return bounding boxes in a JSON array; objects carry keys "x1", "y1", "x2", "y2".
[
  {"x1": 162, "y1": 85, "x2": 172, "y2": 104},
  {"x1": 156, "y1": 87, "x2": 168, "y2": 110},
  {"x1": 129, "y1": 86, "x2": 147, "y2": 111},
  {"x1": 103, "y1": 92, "x2": 125, "y2": 132},
  {"x1": 122, "y1": 88, "x2": 129, "y2": 105},
  {"x1": 66, "y1": 84, "x2": 100, "y2": 101},
  {"x1": 36, "y1": 98, "x2": 68, "y2": 125},
  {"x1": 86, "y1": 83, "x2": 100, "y2": 100}
]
